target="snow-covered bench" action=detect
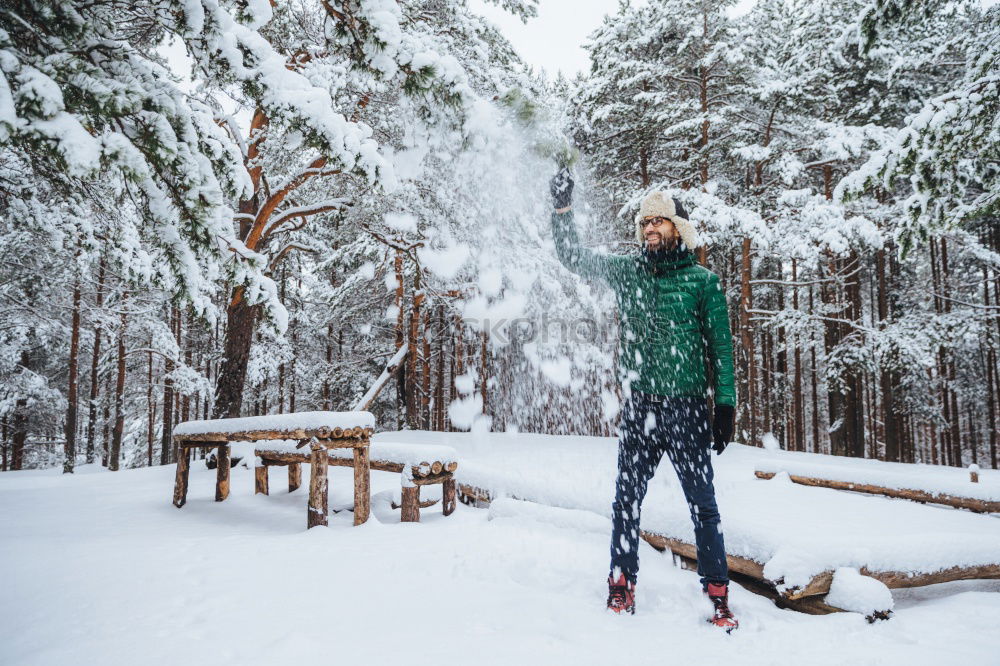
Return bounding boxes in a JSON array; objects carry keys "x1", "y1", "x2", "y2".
[
  {"x1": 255, "y1": 441, "x2": 459, "y2": 521},
  {"x1": 429, "y1": 431, "x2": 1000, "y2": 618},
  {"x1": 172, "y1": 411, "x2": 375, "y2": 528}
]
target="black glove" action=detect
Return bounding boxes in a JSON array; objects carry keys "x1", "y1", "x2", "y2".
[
  {"x1": 712, "y1": 404, "x2": 735, "y2": 455},
  {"x1": 549, "y1": 167, "x2": 574, "y2": 209}
]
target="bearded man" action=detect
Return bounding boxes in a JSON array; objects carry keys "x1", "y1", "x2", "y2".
[{"x1": 548, "y1": 168, "x2": 738, "y2": 632}]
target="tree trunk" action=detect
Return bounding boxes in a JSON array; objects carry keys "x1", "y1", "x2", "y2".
[
  {"x1": 394, "y1": 250, "x2": 406, "y2": 429},
  {"x1": 64, "y1": 277, "x2": 82, "y2": 473},
  {"x1": 109, "y1": 306, "x2": 127, "y2": 471},
  {"x1": 214, "y1": 292, "x2": 258, "y2": 419},
  {"x1": 434, "y1": 306, "x2": 447, "y2": 431},
  {"x1": 11, "y1": 350, "x2": 30, "y2": 470},
  {"x1": 809, "y1": 285, "x2": 820, "y2": 453},
  {"x1": 738, "y1": 237, "x2": 755, "y2": 444},
  {"x1": 85, "y1": 258, "x2": 106, "y2": 464},
  {"x1": 876, "y1": 248, "x2": 900, "y2": 462},
  {"x1": 147, "y1": 348, "x2": 155, "y2": 466},
  {"x1": 406, "y1": 269, "x2": 423, "y2": 428},
  {"x1": 480, "y1": 330, "x2": 490, "y2": 416},
  {"x1": 791, "y1": 259, "x2": 804, "y2": 452},
  {"x1": 160, "y1": 307, "x2": 176, "y2": 464},
  {"x1": 422, "y1": 311, "x2": 432, "y2": 429}
]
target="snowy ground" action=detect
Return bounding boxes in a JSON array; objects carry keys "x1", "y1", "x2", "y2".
[{"x1": 2, "y1": 438, "x2": 1000, "y2": 666}]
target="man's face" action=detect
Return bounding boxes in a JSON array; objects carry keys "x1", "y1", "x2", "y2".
[{"x1": 642, "y1": 217, "x2": 678, "y2": 251}]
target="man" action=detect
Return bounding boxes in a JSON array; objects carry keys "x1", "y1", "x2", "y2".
[{"x1": 548, "y1": 168, "x2": 738, "y2": 632}]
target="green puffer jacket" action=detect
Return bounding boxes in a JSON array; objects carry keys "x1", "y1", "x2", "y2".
[{"x1": 551, "y1": 210, "x2": 736, "y2": 407}]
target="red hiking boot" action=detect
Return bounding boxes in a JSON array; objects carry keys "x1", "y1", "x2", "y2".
[
  {"x1": 706, "y1": 583, "x2": 739, "y2": 633},
  {"x1": 607, "y1": 574, "x2": 636, "y2": 615}
]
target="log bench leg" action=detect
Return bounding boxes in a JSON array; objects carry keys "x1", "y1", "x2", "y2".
[
  {"x1": 172, "y1": 445, "x2": 191, "y2": 508},
  {"x1": 215, "y1": 445, "x2": 230, "y2": 502},
  {"x1": 401, "y1": 485, "x2": 420, "y2": 523},
  {"x1": 354, "y1": 446, "x2": 370, "y2": 526},
  {"x1": 442, "y1": 478, "x2": 456, "y2": 516},
  {"x1": 288, "y1": 462, "x2": 301, "y2": 493},
  {"x1": 308, "y1": 445, "x2": 329, "y2": 528},
  {"x1": 255, "y1": 461, "x2": 269, "y2": 495}
]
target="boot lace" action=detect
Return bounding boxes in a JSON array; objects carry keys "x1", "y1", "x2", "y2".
[{"x1": 607, "y1": 583, "x2": 628, "y2": 609}]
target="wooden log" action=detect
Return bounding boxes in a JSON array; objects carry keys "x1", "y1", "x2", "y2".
[
  {"x1": 642, "y1": 531, "x2": 771, "y2": 585},
  {"x1": 308, "y1": 444, "x2": 329, "y2": 528},
  {"x1": 860, "y1": 563, "x2": 1000, "y2": 589},
  {"x1": 256, "y1": 449, "x2": 407, "y2": 474},
  {"x1": 411, "y1": 471, "x2": 453, "y2": 486},
  {"x1": 172, "y1": 426, "x2": 371, "y2": 443},
  {"x1": 445, "y1": 461, "x2": 458, "y2": 473},
  {"x1": 401, "y1": 485, "x2": 420, "y2": 522},
  {"x1": 457, "y1": 483, "x2": 493, "y2": 506},
  {"x1": 354, "y1": 446, "x2": 370, "y2": 526},
  {"x1": 430, "y1": 460, "x2": 443, "y2": 475},
  {"x1": 442, "y1": 478, "x2": 456, "y2": 516},
  {"x1": 255, "y1": 462, "x2": 269, "y2": 495},
  {"x1": 172, "y1": 444, "x2": 191, "y2": 508},
  {"x1": 215, "y1": 445, "x2": 230, "y2": 502},
  {"x1": 646, "y1": 530, "x2": 1000, "y2": 599},
  {"x1": 754, "y1": 470, "x2": 1000, "y2": 513},
  {"x1": 288, "y1": 462, "x2": 301, "y2": 493},
  {"x1": 392, "y1": 497, "x2": 440, "y2": 510},
  {"x1": 721, "y1": 566, "x2": 849, "y2": 616}
]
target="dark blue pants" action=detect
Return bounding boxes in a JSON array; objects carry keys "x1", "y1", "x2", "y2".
[{"x1": 609, "y1": 394, "x2": 728, "y2": 589}]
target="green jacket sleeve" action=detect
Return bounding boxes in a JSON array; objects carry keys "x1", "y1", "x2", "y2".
[
  {"x1": 550, "y1": 209, "x2": 624, "y2": 285},
  {"x1": 700, "y1": 271, "x2": 736, "y2": 407}
]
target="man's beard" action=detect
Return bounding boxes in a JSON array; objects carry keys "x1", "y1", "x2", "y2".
[{"x1": 645, "y1": 232, "x2": 678, "y2": 251}]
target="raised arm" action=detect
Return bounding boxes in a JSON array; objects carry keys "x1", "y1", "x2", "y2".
[{"x1": 548, "y1": 169, "x2": 621, "y2": 284}]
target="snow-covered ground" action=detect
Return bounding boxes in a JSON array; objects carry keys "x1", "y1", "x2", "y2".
[{"x1": 2, "y1": 434, "x2": 999, "y2": 666}]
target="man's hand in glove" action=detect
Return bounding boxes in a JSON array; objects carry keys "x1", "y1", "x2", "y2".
[
  {"x1": 712, "y1": 404, "x2": 735, "y2": 455},
  {"x1": 550, "y1": 167, "x2": 574, "y2": 211}
]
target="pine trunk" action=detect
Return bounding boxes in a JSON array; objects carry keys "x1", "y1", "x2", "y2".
[
  {"x1": 160, "y1": 308, "x2": 176, "y2": 465},
  {"x1": 109, "y1": 307, "x2": 127, "y2": 472},
  {"x1": 214, "y1": 291, "x2": 258, "y2": 419},
  {"x1": 85, "y1": 258, "x2": 106, "y2": 464},
  {"x1": 64, "y1": 278, "x2": 82, "y2": 473}
]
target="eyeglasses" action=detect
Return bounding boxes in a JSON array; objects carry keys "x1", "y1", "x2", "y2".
[{"x1": 642, "y1": 217, "x2": 669, "y2": 228}]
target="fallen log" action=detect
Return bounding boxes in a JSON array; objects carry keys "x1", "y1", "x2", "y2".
[
  {"x1": 754, "y1": 470, "x2": 1000, "y2": 513},
  {"x1": 641, "y1": 531, "x2": 1000, "y2": 597},
  {"x1": 392, "y1": 497, "x2": 440, "y2": 510},
  {"x1": 257, "y1": 450, "x2": 453, "y2": 481}
]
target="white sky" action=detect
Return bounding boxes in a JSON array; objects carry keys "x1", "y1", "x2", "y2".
[{"x1": 468, "y1": 0, "x2": 759, "y2": 79}]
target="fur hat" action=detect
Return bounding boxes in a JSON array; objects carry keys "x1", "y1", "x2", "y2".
[{"x1": 634, "y1": 191, "x2": 700, "y2": 248}]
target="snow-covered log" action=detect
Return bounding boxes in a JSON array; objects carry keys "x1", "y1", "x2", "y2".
[{"x1": 753, "y1": 471, "x2": 1000, "y2": 513}]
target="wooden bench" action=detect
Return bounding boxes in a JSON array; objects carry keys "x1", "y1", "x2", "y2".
[
  {"x1": 172, "y1": 411, "x2": 375, "y2": 528},
  {"x1": 255, "y1": 441, "x2": 459, "y2": 522}
]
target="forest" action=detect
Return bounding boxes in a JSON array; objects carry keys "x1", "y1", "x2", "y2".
[{"x1": 1, "y1": 0, "x2": 997, "y2": 473}]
